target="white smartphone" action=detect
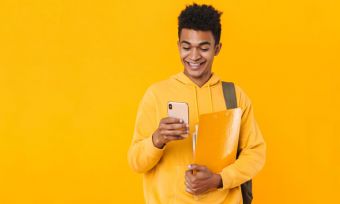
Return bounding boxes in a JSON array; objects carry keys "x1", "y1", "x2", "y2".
[{"x1": 167, "y1": 101, "x2": 189, "y2": 125}]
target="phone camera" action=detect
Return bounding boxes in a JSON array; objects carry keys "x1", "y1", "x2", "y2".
[{"x1": 169, "y1": 104, "x2": 172, "y2": 109}]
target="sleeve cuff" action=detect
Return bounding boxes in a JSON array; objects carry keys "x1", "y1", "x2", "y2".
[
  {"x1": 145, "y1": 135, "x2": 165, "y2": 158},
  {"x1": 219, "y1": 166, "x2": 236, "y2": 190}
]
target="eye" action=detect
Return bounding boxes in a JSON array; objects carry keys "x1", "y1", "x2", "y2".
[
  {"x1": 182, "y1": 47, "x2": 190, "y2": 51},
  {"x1": 200, "y1": 48, "x2": 209, "y2": 52}
]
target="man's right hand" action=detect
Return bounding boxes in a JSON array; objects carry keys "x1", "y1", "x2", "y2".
[{"x1": 152, "y1": 117, "x2": 189, "y2": 149}]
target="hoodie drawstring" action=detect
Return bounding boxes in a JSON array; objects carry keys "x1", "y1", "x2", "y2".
[
  {"x1": 208, "y1": 84, "x2": 213, "y2": 113},
  {"x1": 193, "y1": 84, "x2": 214, "y2": 122},
  {"x1": 194, "y1": 86, "x2": 199, "y2": 122}
]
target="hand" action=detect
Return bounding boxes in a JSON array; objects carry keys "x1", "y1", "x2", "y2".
[
  {"x1": 185, "y1": 164, "x2": 223, "y2": 195},
  {"x1": 152, "y1": 117, "x2": 189, "y2": 149}
]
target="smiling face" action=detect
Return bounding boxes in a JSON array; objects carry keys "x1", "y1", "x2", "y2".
[{"x1": 178, "y1": 28, "x2": 222, "y2": 86}]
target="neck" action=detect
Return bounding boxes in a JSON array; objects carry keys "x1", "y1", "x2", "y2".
[{"x1": 183, "y1": 71, "x2": 212, "y2": 88}]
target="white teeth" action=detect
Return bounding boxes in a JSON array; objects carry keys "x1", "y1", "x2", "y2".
[
  {"x1": 186, "y1": 61, "x2": 205, "y2": 70},
  {"x1": 189, "y1": 62, "x2": 200, "y2": 68}
]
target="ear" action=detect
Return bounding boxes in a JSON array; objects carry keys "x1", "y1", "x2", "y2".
[{"x1": 214, "y1": 43, "x2": 222, "y2": 56}]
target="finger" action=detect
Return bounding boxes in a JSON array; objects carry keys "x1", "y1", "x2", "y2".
[
  {"x1": 162, "y1": 123, "x2": 188, "y2": 130},
  {"x1": 184, "y1": 180, "x2": 193, "y2": 189},
  {"x1": 186, "y1": 177, "x2": 199, "y2": 190},
  {"x1": 188, "y1": 164, "x2": 208, "y2": 172},
  {"x1": 180, "y1": 134, "x2": 189, "y2": 138},
  {"x1": 185, "y1": 169, "x2": 193, "y2": 180},
  {"x1": 186, "y1": 186, "x2": 195, "y2": 195},
  {"x1": 185, "y1": 169, "x2": 197, "y2": 184},
  {"x1": 186, "y1": 171, "x2": 200, "y2": 185},
  {"x1": 164, "y1": 135, "x2": 184, "y2": 142},
  {"x1": 188, "y1": 164, "x2": 212, "y2": 179},
  {"x1": 185, "y1": 171, "x2": 195, "y2": 190},
  {"x1": 161, "y1": 129, "x2": 188, "y2": 136},
  {"x1": 190, "y1": 181, "x2": 210, "y2": 195},
  {"x1": 161, "y1": 117, "x2": 183, "y2": 124},
  {"x1": 193, "y1": 187, "x2": 206, "y2": 195},
  {"x1": 190, "y1": 186, "x2": 203, "y2": 195},
  {"x1": 184, "y1": 181, "x2": 198, "y2": 195}
]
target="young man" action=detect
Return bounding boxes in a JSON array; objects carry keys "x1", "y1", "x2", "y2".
[{"x1": 128, "y1": 3, "x2": 266, "y2": 204}]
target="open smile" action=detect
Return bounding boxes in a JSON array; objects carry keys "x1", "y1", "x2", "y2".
[{"x1": 185, "y1": 61, "x2": 206, "y2": 70}]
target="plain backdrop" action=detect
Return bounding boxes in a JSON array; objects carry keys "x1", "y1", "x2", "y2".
[{"x1": 0, "y1": 0, "x2": 339, "y2": 203}]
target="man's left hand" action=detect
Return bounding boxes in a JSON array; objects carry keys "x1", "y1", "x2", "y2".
[{"x1": 185, "y1": 164, "x2": 223, "y2": 195}]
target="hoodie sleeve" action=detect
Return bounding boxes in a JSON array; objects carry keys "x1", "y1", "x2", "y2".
[
  {"x1": 219, "y1": 86, "x2": 266, "y2": 189},
  {"x1": 128, "y1": 87, "x2": 164, "y2": 173}
]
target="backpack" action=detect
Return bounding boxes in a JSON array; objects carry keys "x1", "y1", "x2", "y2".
[{"x1": 222, "y1": 81, "x2": 253, "y2": 204}]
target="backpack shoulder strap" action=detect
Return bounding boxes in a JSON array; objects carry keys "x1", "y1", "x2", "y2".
[
  {"x1": 221, "y1": 81, "x2": 253, "y2": 204},
  {"x1": 222, "y1": 81, "x2": 237, "y2": 109}
]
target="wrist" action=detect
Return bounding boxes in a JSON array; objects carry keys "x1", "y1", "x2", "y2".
[
  {"x1": 212, "y1": 174, "x2": 223, "y2": 189},
  {"x1": 152, "y1": 133, "x2": 165, "y2": 149}
]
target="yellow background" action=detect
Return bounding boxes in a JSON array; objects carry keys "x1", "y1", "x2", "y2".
[{"x1": 1, "y1": 0, "x2": 339, "y2": 203}]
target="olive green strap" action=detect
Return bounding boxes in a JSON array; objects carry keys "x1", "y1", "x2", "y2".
[
  {"x1": 222, "y1": 81, "x2": 253, "y2": 204},
  {"x1": 222, "y1": 81, "x2": 237, "y2": 109}
]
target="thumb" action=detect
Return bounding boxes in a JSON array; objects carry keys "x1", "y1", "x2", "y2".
[{"x1": 188, "y1": 164, "x2": 207, "y2": 172}]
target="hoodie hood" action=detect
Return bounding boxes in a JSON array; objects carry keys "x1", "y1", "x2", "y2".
[
  {"x1": 171, "y1": 72, "x2": 221, "y2": 121},
  {"x1": 171, "y1": 72, "x2": 220, "y2": 87}
]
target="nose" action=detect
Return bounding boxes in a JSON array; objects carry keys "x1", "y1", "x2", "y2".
[{"x1": 189, "y1": 48, "x2": 201, "y2": 61}]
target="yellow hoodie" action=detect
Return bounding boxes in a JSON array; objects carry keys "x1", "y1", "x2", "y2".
[{"x1": 128, "y1": 72, "x2": 266, "y2": 204}]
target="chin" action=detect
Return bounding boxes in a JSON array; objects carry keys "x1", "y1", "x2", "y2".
[{"x1": 184, "y1": 67, "x2": 207, "y2": 79}]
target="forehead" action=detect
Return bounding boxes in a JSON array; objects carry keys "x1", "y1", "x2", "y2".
[{"x1": 179, "y1": 28, "x2": 215, "y2": 45}]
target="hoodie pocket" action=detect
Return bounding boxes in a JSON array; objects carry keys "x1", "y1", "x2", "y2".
[
  {"x1": 173, "y1": 165, "x2": 230, "y2": 204},
  {"x1": 173, "y1": 165, "x2": 194, "y2": 203},
  {"x1": 173, "y1": 165, "x2": 215, "y2": 203}
]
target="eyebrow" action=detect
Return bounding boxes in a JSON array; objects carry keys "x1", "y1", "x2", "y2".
[{"x1": 181, "y1": 40, "x2": 211, "y2": 46}]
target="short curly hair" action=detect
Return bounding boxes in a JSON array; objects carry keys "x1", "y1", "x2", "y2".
[{"x1": 178, "y1": 3, "x2": 223, "y2": 45}]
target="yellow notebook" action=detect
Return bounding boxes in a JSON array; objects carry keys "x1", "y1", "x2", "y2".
[{"x1": 193, "y1": 108, "x2": 242, "y2": 173}]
